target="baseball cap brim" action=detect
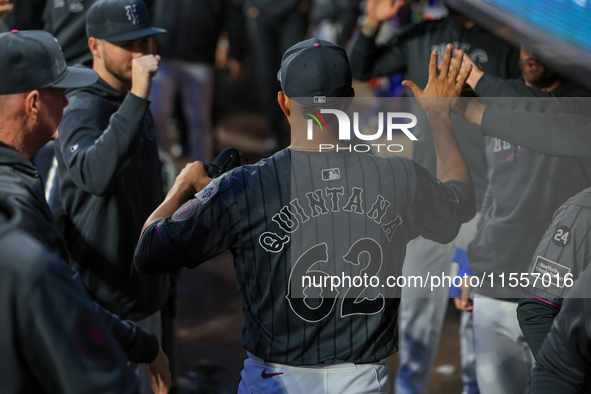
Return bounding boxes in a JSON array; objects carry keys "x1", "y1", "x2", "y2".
[
  {"x1": 102, "y1": 27, "x2": 166, "y2": 42},
  {"x1": 52, "y1": 66, "x2": 99, "y2": 89}
]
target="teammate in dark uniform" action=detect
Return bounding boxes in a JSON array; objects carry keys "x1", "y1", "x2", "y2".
[
  {"x1": 518, "y1": 188, "x2": 591, "y2": 357},
  {"x1": 52, "y1": 2, "x2": 170, "y2": 390},
  {"x1": 452, "y1": 53, "x2": 591, "y2": 359},
  {"x1": 135, "y1": 40, "x2": 475, "y2": 392},
  {"x1": 452, "y1": 46, "x2": 591, "y2": 394},
  {"x1": 528, "y1": 265, "x2": 591, "y2": 393}
]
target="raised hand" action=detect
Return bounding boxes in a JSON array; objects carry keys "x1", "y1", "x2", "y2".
[
  {"x1": 366, "y1": 0, "x2": 405, "y2": 25},
  {"x1": 402, "y1": 44, "x2": 472, "y2": 114},
  {"x1": 130, "y1": 54, "x2": 161, "y2": 99},
  {"x1": 450, "y1": 49, "x2": 484, "y2": 89}
]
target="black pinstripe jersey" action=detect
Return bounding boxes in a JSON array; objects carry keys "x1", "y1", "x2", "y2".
[
  {"x1": 524, "y1": 187, "x2": 591, "y2": 306},
  {"x1": 530, "y1": 265, "x2": 591, "y2": 393},
  {"x1": 144, "y1": 149, "x2": 475, "y2": 365}
]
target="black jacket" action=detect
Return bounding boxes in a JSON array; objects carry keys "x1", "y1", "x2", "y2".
[
  {"x1": 0, "y1": 201, "x2": 138, "y2": 394},
  {"x1": 0, "y1": 142, "x2": 69, "y2": 262},
  {"x1": 54, "y1": 68, "x2": 169, "y2": 321},
  {"x1": 0, "y1": 142, "x2": 159, "y2": 363}
]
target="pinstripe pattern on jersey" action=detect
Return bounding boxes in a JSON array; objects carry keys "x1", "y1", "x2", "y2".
[
  {"x1": 525, "y1": 187, "x2": 591, "y2": 304},
  {"x1": 157, "y1": 149, "x2": 473, "y2": 365}
]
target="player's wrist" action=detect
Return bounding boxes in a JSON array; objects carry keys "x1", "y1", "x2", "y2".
[
  {"x1": 130, "y1": 83, "x2": 150, "y2": 100},
  {"x1": 361, "y1": 17, "x2": 381, "y2": 36},
  {"x1": 424, "y1": 103, "x2": 451, "y2": 119},
  {"x1": 468, "y1": 69, "x2": 484, "y2": 89},
  {"x1": 170, "y1": 180, "x2": 197, "y2": 202},
  {"x1": 464, "y1": 99, "x2": 486, "y2": 126},
  {"x1": 197, "y1": 176, "x2": 213, "y2": 193}
]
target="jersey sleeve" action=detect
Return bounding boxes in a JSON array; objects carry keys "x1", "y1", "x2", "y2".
[
  {"x1": 516, "y1": 296, "x2": 560, "y2": 359},
  {"x1": 481, "y1": 106, "x2": 591, "y2": 160},
  {"x1": 90, "y1": 302, "x2": 159, "y2": 363},
  {"x1": 410, "y1": 161, "x2": 476, "y2": 243},
  {"x1": 135, "y1": 175, "x2": 242, "y2": 274},
  {"x1": 474, "y1": 73, "x2": 543, "y2": 97},
  {"x1": 349, "y1": 27, "x2": 407, "y2": 81},
  {"x1": 530, "y1": 270, "x2": 591, "y2": 393},
  {"x1": 56, "y1": 91, "x2": 149, "y2": 196},
  {"x1": 522, "y1": 201, "x2": 591, "y2": 305}
]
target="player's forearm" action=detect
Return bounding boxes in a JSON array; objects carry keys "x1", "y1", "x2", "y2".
[
  {"x1": 349, "y1": 30, "x2": 393, "y2": 81},
  {"x1": 517, "y1": 296, "x2": 560, "y2": 359},
  {"x1": 481, "y1": 107, "x2": 591, "y2": 159},
  {"x1": 427, "y1": 109, "x2": 472, "y2": 185},
  {"x1": 93, "y1": 304, "x2": 159, "y2": 363},
  {"x1": 461, "y1": 99, "x2": 486, "y2": 126},
  {"x1": 139, "y1": 181, "x2": 196, "y2": 239},
  {"x1": 59, "y1": 93, "x2": 149, "y2": 196},
  {"x1": 361, "y1": 18, "x2": 381, "y2": 36}
]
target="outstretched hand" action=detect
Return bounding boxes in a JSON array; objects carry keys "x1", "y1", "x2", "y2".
[
  {"x1": 449, "y1": 49, "x2": 484, "y2": 89},
  {"x1": 366, "y1": 0, "x2": 405, "y2": 25},
  {"x1": 402, "y1": 44, "x2": 472, "y2": 114}
]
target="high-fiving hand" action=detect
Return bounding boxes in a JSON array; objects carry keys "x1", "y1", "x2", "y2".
[
  {"x1": 449, "y1": 49, "x2": 484, "y2": 89},
  {"x1": 402, "y1": 44, "x2": 472, "y2": 114}
]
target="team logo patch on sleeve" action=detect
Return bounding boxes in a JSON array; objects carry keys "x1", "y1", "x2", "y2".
[
  {"x1": 531, "y1": 255, "x2": 571, "y2": 291},
  {"x1": 322, "y1": 168, "x2": 340, "y2": 181},
  {"x1": 195, "y1": 181, "x2": 219, "y2": 204},
  {"x1": 171, "y1": 199, "x2": 199, "y2": 222},
  {"x1": 552, "y1": 225, "x2": 571, "y2": 247}
]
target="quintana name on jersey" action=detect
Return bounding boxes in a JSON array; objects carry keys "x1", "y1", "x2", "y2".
[{"x1": 259, "y1": 186, "x2": 403, "y2": 253}]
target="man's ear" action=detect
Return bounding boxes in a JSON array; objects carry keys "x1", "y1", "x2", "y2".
[
  {"x1": 277, "y1": 91, "x2": 291, "y2": 120},
  {"x1": 24, "y1": 90, "x2": 40, "y2": 122},
  {"x1": 88, "y1": 37, "x2": 101, "y2": 59}
]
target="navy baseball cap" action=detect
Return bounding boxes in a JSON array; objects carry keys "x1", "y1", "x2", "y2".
[
  {"x1": 0, "y1": 30, "x2": 98, "y2": 95},
  {"x1": 278, "y1": 38, "x2": 352, "y2": 105},
  {"x1": 86, "y1": 0, "x2": 166, "y2": 42}
]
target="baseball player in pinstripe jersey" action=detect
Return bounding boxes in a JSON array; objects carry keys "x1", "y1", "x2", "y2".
[
  {"x1": 135, "y1": 39, "x2": 475, "y2": 393},
  {"x1": 518, "y1": 186, "x2": 591, "y2": 358}
]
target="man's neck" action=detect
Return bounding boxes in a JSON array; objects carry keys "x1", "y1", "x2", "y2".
[
  {"x1": 526, "y1": 79, "x2": 562, "y2": 92},
  {"x1": 0, "y1": 135, "x2": 34, "y2": 159},
  {"x1": 0, "y1": 118, "x2": 35, "y2": 159}
]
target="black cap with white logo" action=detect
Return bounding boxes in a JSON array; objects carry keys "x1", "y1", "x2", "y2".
[
  {"x1": 0, "y1": 30, "x2": 98, "y2": 95},
  {"x1": 86, "y1": 0, "x2": 166, "y2": 42}
]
